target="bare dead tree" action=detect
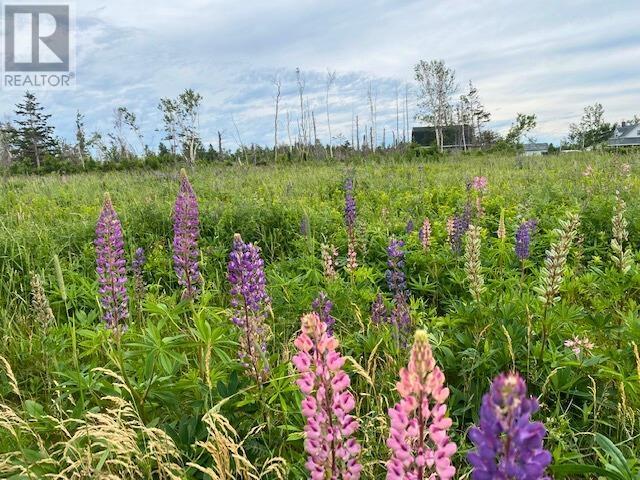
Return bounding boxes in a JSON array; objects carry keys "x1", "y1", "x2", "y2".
[
  {"x1": 404, "y1": 83, "x2": 409, "y2": 143},
  {"x1": 232, "y1": 116, "x2": 248, "y2": 165},
  {"x1": 395, "y1": 85, "x2": 400, "y2": 147},
  {"x1": 325, "y1": 70, "x2": 336, "y2": 158},
  {"x1": 296, "y1": 68, "x2": 307, "y2": 152},
  {"x1": 286, "y1": 111, "x2": 293, "y2": 153},
  {"x1": 217, "y1": 131, "x2": 223, "y2": 155},
  {"x1": 273, "y1": 76, "x2": 281, "y2": 162},
  {"x1": 356, "y1": 115, "x2": 360, "y2": 151},
  {"x1": 367, "y1": 82, "x2": 377, "y2": 149}
]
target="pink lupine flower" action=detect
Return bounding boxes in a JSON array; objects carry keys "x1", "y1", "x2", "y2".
[
  {"x1": 564, "y1": 336, "x2": 594, "y2": 356},
  {"x1": 472, "y1": 176, "x2": 488, "y2": 192},
  {"x1": 446, "y1": 217, "x2": 455, "y2": 246},
  {"x1": 419, "y1": 218, "x2": 431, "y2": 252},
  {"x1": 293, "y1": 313, "x2": 362, "y2": 480},
  {"x1": 386, "y1": 330, "x2": 456, "y2": 480}
]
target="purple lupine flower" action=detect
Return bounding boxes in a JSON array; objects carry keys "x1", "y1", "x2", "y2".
[
  {"x1": 468, "y1": 372, "x2": 552, "y2": 480},
  {"x1": 300, "y1": 214, "x2": 310, "y2": 237},
  {"x1": 132, "y1": 247, "x2": 146, "y2": 299},
  {"x1": 173, "y1": 169, "x2": 202, "y2": 300},
  {"x1": 371, "y1": 293, "x2": 388, "y2": 324},
  {"x1": 385, "y1": 238, "x2": 406, "y2": 295},
  {"x1": 451, "y1": 212, "x2": 470, "y2": 254},
  {"x1": 344, "y1": 178, "x2": 356, "y2": 231},
  {"x1": 405, "y1": 219, "x2": 414, "y2": 234},
  {"x1": 311, "y1": 291, "x2": 336, "y2": 334},
  {"x1": 227, "y1": 233, "x2": 270, "y2": 383},
  {"x1": 516, "y1": 220, "x2": 538, "y2": 261},
  {"x1": 95, "y1": 192, "x2": 129, "y2": 330}
]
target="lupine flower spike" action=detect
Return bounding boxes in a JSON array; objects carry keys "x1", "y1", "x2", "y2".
[
  {"x1": 611, "y1": 192, "x2": 633, "y2": 274},
  {"x1": 95, "y1": 192, "x2": 129, "y2": 331},
  {"x1": 345, "y1": 178, "x2": 358, "y2": 272},
  {"x1": 386, "y1": 330, "x2": 457, "y2": 480},
  {"x1": 465, "y1": 225, "x2": 484, "y2": 303},
  {"x1": 132, "y1": 247, "x2": 146, "y2": 300},
  {"x1": 468, "y1": 372, "x2": 552, "y2": 480},
  {"x1": 30, "y1": 272, "x2": 55, "y2": 328},
  {"x1": 516, "y1": 220, "x2": 537, "y2": 262},
  {"x1": 371, "y1": 293, "x2": 388, "y2": 324},
  {"x1": 173, "y1": 169, "x2": 202, "y2": 300},
  {"x1": 293, "y1": 312, "x2": 362, "y2": 480},
  {"x1": 321, "y1": 243, "x2": 339, "y2": 280},
  {"x1": 227, "y1": 233, "x2": 271, "y2": 383},
  {"x1": 419, "y1": 218, "x2": 431, "y2": 252},
  {"x1": 312, "y1": 291, "x2": 336, "y2": 334},
  {"x1": 386, "y1": 238, "x2": 411, "y2": 336},
  {"x1": 497, "y1": 209, "x2": 506, "y2": 241}
]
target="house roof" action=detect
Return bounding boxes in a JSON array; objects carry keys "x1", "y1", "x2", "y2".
[
  {"x1": 609, "y1": 137, "x2": 640, "y2": 146},
  {"x1": 610, "y1": 123, "x2": 640, "y2": 138},
  {"x1": 523, "y1": 142, "x2": 549, "y2": 152}
]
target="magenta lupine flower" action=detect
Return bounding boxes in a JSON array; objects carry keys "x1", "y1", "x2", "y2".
[
  {"x1": 419, "y1": 218, "x2": 431, "y2": 251},
  {"x1": 472, "y1": 176, "x2": 488, "y2": 191},
  {"x1": 293, "y1": 312, "x2": 362, "y2": 480},
  {"x1": 345, "y1": 178, "x2": 358, "y2": 272},
  {"x1": 312, "y1": 291, "x2": 336, "y2": 334},
  {"x1": 386, "y1": 330, "x2": 456, "y2": 480},
  {"x1": 173, "y1": 169, "x2": 202, "y2": 300},
  {"x1": 227, "y1": 233, "x2": 270, "y2": 383},
  {"x1": 371, "y1": 293, "x2": 388, "y2": 324},
  {"x1": 468, "y1": 372, "x2": 552, "y2": 480},
  {"x1": 132, "y1": 247, "x2": 146, "y2": 299},
  {"x1": 515, "y1": 220, "x2": 538, "y2": 261},
  {"x1": 95, "y1": 192, "x2": 129, "y2": 330}
]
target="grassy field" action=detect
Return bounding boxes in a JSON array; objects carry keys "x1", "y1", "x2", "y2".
[{"x1": 0, "y1": 152, "x2": 639, "y2": 478}]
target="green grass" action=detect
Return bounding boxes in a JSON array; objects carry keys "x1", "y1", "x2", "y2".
[{"x1": 0, "y1": 152, "x2": 639, "y2": 478}]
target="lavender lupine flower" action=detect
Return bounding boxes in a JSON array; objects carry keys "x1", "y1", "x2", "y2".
[
  {"x1": 419, "y1": 218, "x2": 431, "y2": 251},
  {"x1": 345, "y1": 178, "x2": 358, "y2": 272},
  {"x1": 227, "y1": 233, "x2": 270, "y2": 383},
  {"x1": 173, "y1": 169, "x2": 202, "y2": 300},
  {"x1": 451, "y1": 213, "x2": 470, "y2": 254},
  {"x1": 95, "y1": 192, "x2": 129, "y2": 330},
  {"x1": 468, "y1": 372, "x2": 552, "y2": 480},
  {"x1": 312, "y1": 291, "x2": 336, "y2": 334},
  {"x1": 406, "y1": 219, "x2": 415, "y2": 234},
  {"x1": 293, "y1": 312, "x2": 362, "y2": 480},
  {"x1": 132, "y1": 247, "x2": 146, "y2": 299},
  {"x1": 515, "y1": 220, "x2": 538, "y2": 261},
  {"x1": 386, "y1": 238, "x2": 407, "y2": 295},
  {"x1": 301, "y1": 214, "x2": 310, "y2": 236},
  {"x1": 386, "y1": 330, "x2": 457, "y2": 480},
  {"x1": 371, "y1": 293, "x2": 388, "y2": 324}
]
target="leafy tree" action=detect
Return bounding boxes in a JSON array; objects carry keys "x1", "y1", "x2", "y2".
[
  {"x1": 12, "y1": 91, "x2": 58, "y2": 168},
  {"x1": 466, "y1": 81, "x2": 491, "y2": 143},
  {"x1": 158, "y1": 89, "x2": 203, "y2": 166},
  {"x1": 568, "y1": 103, "x2": 613, "y2": 149},
  {"x1": 75, "y1": 111, "x2": 88, "y2": 168},
  {"x1": 414, "y1": 59, "x2": 457, "y2": 152},
  {"x1": 505, "y1": 113, "x2": 537, "y2": 145}
]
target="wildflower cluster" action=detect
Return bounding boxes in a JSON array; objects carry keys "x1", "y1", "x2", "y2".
[
  {"x1": 321, "y1": 243, "x2": 339, "y2": 280},
  {"x1": 419, "y1": 217, "x2": 431, "y2": 252},
  {"x1": 345, "y1": 178, "x2": 358, "y2": 272},
  {"x1": 312, "y1": 291, "x2": 336, "y2": 334}
]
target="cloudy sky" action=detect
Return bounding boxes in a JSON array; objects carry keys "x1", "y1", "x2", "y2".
[{"x1": 2, "y1": 0, "x2": 639, "y2": 149}]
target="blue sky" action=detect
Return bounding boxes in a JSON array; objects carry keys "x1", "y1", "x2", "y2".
[{"x1": 1, "y1": 0, "x2": 639, "y2": 150}]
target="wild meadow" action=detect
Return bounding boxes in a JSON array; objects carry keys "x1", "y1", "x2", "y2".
[{"x1": 0, "y1": 152, "x2": 639, "y2": 479}]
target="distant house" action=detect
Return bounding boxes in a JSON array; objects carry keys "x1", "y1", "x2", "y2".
[
  {"x1": 412, "y1": 125, "x2": 475, "y2": 149},
  {"x1": 522, "y1": 142, "x2": 549, "y2": 156},
  {"x1": 609, "y1": 122, "x2": 640, "y2": 147}
]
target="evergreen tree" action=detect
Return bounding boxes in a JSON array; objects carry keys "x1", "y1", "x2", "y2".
[{"x1": 13, "y1": 91, "x2": 58, "y2": 168}]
